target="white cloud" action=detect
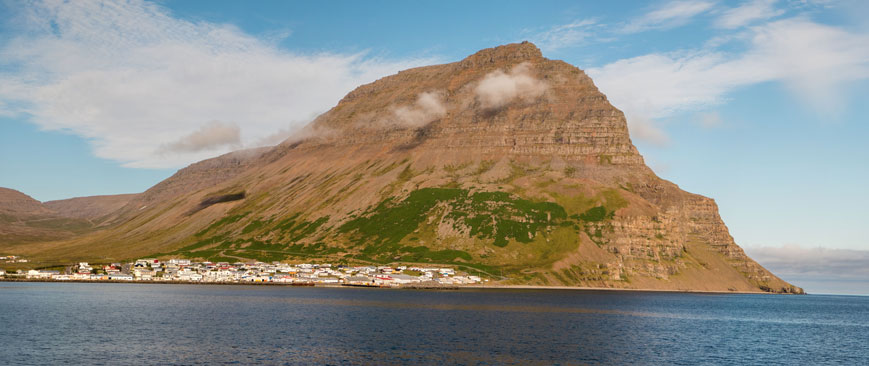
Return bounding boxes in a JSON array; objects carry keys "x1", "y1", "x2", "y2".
[
  {"x1": 716, "y1": 0, "x2": 785, "y2": 29},
  {"x1": 532, "y1": 19, "x2": 598, "y2": 51},
  {"x1": 391, "y1": 91, "x2": 447, "y2": 128},
  {"x1": 0, "y1": 0, "x2": 435, "y2": 168},
  {"x1": 474, "y1": 62, "x2": 548, "y2": 110},
  {"x1": 744, "y1": 17, "x2": 869, "y2": 115},
  {"x1": 589, "y1": 17, "x2": 869, "y2": 144},
  {"x1": 160, "y1": 121, "x2": 240, "y2": 153},
  {"x1": 621, "y1": 0, "x2": 717, "y2": 33}
]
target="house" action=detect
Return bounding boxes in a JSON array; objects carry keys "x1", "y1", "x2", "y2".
[
  {"x1": 273, "y1": 275, "x2": 296, "y2": 283},
  {"x1": 26, "y1": 270, "x2": 58, "y2": 279},
  {"x1": 134, "y1": 258, "x2": 156, "y2": 268},
  {"x1": 108, "y1": 273, "x2": 133, "y2": 281},
  {"x1": 178, "y1": 272, "x2": 202, "y2": 282},
  {"x1": 389, "y1": 274, "x2": 422, "y2": 284},
  {"x1": 242, "y1": 275, "x2": 271, "y2": 282},
  {"x1": 104, "y1": 264, "x2": 121, "y2": 274},
  {"x1": 133, "y1": 268, "x2": 156, "y2": 279},
  {"x1": 77, "y1": 262, "x2": 93, "y2": 274},
  {"x1": 344, "y1": 276, "x2": 374, "y2": 285},
  {"x1": 0, "y1": 269, "x2": 6, "y2": 277}
]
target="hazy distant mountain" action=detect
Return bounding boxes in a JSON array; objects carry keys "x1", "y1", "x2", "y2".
[
  {"x1": 44, "y1": 194, "x2": 138, "y2": 223},
  {"x1": 0, "y1": 187, "x2": 51, "y2": 216},
  {"x1": 1, "y1": 43, "x2": 800, "y2": 293},
  {"x1": 0, "y1": 187, "x2": 134, "y2": 244}
]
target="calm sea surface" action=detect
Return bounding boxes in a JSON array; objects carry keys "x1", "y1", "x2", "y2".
[{"x1": 0, "y1": 283, "x2": 866, "y2": 365}]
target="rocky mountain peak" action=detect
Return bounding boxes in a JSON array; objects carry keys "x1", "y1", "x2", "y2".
[
  {"x1": 458, "y1": 41, "x2": 543, "y2": 68},
  {"x1": 293, "y1": 42, "x2": 644, "y2": 167}
]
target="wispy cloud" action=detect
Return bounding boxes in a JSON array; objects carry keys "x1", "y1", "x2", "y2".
[
  {"x1": 621, "y1": 0, "x2": 717, "y2": 33},
  {"x1": 531, "y1": 19, "x2": 598, "y2": 51},
  {"x1": 715, "y1": 0, "x2": 784, "y2": 29},
  {"x1": 0, "y1": 0, "x2": 436, "y2": 169},
  {"x1": 391, "y1": 91, "x2": 447, "y2": 128},
  {"x1": 160, "y1": 121, "x2": 240, "y2": 153},
  {"x1": 588, "y1": 17, "x2": 869, "y2": 144}
]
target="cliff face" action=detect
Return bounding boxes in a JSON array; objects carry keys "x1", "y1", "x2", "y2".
[
  {"x1": 304, "y1": 42, "x2": 643, "y2": 167},
  {"x1": 6, "y1": 42, "x2": 800, "y2": 293}
]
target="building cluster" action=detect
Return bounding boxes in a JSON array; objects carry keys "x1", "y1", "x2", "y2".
[
  {"x1": 2, "y1": 258, "x2": 485, "y2": 287},
  {"x1": 2, "y1": 255, "x2": 28, "y2": 263}
]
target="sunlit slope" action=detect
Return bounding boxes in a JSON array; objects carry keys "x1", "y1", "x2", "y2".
[{"x1": 10, "y1": 43, "x2": 800, "y2": 293}]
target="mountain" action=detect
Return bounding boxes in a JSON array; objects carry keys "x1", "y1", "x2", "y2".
[
  {"x1": 0, "y1": 188, "x2": 105, "y2": 244},
  {"x1": 1, "y1": 42, "x2": 801, "y2": 293},
  {"x1": 0, "y1": 188, "x2": 50, "y2": 216},
  {"x1": 44, "y1": 194, "x2": 138, "y2": 223}
]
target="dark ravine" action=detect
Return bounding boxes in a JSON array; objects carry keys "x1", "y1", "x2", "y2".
[{"x1": 0, "y1": 42, "x2": 802, "y2": 294}]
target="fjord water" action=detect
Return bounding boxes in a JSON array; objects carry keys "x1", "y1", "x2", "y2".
[{"x1": 1, "y1": 283, "x2": 866, "y2": 365}]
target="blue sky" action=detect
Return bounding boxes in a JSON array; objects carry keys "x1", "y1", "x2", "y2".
[{"x1": 1, "y1": 0, "x2": 868, "y2": 293}]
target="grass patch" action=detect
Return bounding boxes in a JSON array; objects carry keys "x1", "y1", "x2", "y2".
[
  {"x1": 341, "y1": 187, "x2": 572, "y2": 262},
  {"x1": 195, "y1": 212, "x2": 250, "y2": 236}
]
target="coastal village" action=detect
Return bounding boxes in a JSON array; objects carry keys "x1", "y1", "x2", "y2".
[{"x1": 0, "y1": 256, "x2": 485, "y2": 287}]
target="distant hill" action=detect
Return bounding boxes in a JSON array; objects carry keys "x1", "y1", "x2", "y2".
[
  {"x1": 0, "y1": 187, "x2": 51, "y2": 216},
  {"x1": 44, "y1": 194, "x2": 138, "y2": 224},
  {"x1": 0, "y1": 42, "x2": 801, "y2": 293},
  {"x1": 0, "y1": 187, "x2": 135, "y2": 245}
]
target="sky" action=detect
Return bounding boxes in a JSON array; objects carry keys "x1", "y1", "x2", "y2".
[{"x1": 1, "y1": 0, "x2": 867, "y2": 294}]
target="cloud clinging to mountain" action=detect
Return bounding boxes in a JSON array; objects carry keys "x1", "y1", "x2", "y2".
[{"x1": 475, "y1": 62, "x2": 548, "y2": 110}]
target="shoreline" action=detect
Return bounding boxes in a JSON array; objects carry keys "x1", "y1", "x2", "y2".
[
  {"x1": 0, "y1": 278, "x2": 786, "y2": 294},
  {"x1": 463, "y1": 284, "x2": 774, "y2": 295}
]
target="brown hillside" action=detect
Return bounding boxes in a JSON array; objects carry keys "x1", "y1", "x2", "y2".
[
  {"x1": 0, "y1": 188, "x2": 95, "y2": 245},
  {"x1": 3, "y1": 42, "x2": 801, "y2": 293},
  {"x1": 44, "y1": 193, "x2": 137, "y2": 224}
]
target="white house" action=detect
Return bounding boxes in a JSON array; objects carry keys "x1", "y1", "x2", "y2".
[
  {"x1": 26, "y1": 270, "x2": 57, "y2": 279},
  {"x1": 390, "y1": 274, "x2": 422, "y2": 284},
  {"x1": 108, "y1": 273, "x2": 133, "y2": 281}
]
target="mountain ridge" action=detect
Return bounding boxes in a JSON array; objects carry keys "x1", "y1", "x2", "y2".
[
  {"x1": 0, "y1": 187, "x2": 136, "y2": 245},
  {"x1": 0, "y1": 42, "x2": 801, "y2": 293}
]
